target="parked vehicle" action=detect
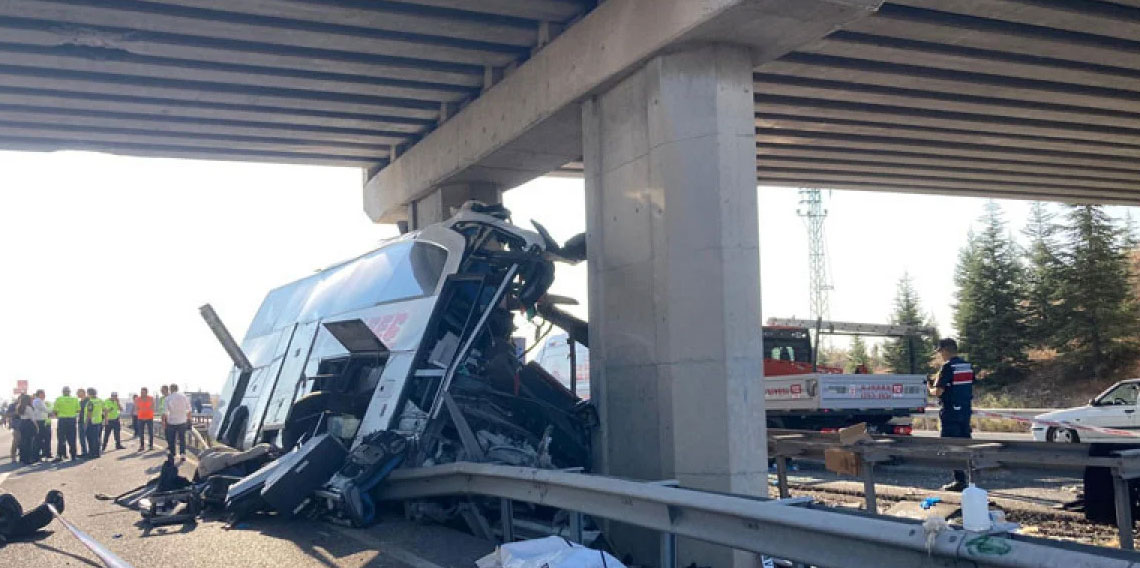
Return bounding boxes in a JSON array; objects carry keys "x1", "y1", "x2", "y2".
[
  {"x1": 1032, "y1": 379, "x2": 1140, "y2": 443},
  {"x1": 537, "y1": 327, "x2": 926, "y2": 435}
]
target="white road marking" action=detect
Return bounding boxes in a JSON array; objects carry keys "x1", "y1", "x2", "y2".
[{"x1": 0, "y1": 472, "x2": 9, "y2": 487}]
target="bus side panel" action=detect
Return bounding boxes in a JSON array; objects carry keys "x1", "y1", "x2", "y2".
[{"x1": 240, "y1": 326, "x2": 298, "y2": 449}]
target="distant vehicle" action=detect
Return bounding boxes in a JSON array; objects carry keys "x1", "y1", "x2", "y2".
[
  {"x1": 538, "y1": 325, "x2": 928, "y2": 435},
  {"x1": 1032, "y1": 379, "x2": 1140, "y2": 443}
]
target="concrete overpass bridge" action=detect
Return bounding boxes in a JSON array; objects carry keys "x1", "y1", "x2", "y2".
[{"x1": 5, "y1": 1, "x2": 1140, "y2": 565}]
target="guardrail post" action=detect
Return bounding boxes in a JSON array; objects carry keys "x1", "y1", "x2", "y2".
[
  {"x1": 569, "y1": 511, "x2": 584, "y2": 544},
  {"x1": 660, "y1": 531, "x2": 676, "y2": 568},
  {"x1": 500, "y1": 498, "x2": 514, "y2": 544},
  {"x1": 861, "y1": 459, "x2": 877, "y2": 514},
  {"x1": 1112, "y1": 469, "x2": 1134, "y2": 550},
  {"x1": 776, "y1": 456, "x2": 791, "y2": 499}
]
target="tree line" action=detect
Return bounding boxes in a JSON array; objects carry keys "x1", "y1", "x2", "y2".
[{"x1": 844, "y1": 203, "x2": 1140, "y2": 381}]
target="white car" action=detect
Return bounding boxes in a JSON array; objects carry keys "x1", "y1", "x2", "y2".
[{"x1": 1031, "y1": 379, "x2": 1140, "y2": 443}]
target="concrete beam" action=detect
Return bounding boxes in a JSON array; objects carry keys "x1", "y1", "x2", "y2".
[
  {"x1": 755, "y1": 157, "x2": 1140, "y2": 193},
  {"x1": 754, "y1": 116, "x2": 1140, "y2": 158},
  {"x1": 397, "y1": 0, "x2": 589, "y2": 21},
  {"x1": 0, "y1": 120, "x2": 390, "y2": 159},
  {"x1": 0, "y1": 24, "x2": 485, "y2": 88},
  {"x1": 845, "y1": 7, "x2": 1140, "y2": 71},
  {"x1": 754, "y1": 176, "x2": 1140, "y2": 206},
  {"x1": 0, "y1": 86, "x2": 430, "y2": 134},
  {"x1": 803, "y1": 32, "x2": 1140, "y2": 93},
  {"x1": 0, "y1": 1, "x2": 520, "y2": 67},
  {"x1": 0, "y1": 46, "x2": 473, "y2": 104},
  {"x1": 753, "y1": 98, "x2": 1140, "y2": 146},
  {"x1": 764, "y1": 53, "x2": 1140, "y2": 114},
  {"x1": 364, "y1": 0, "x2": 884, "y2": 222},
  {"x1": 755, "y1": 169, "x2": 1140, "y2": 201},
  {"x1": 890, "y1": 0, "x2": 1140, "y2": 43},
  {"x1": 0, "y1": 135, "x2": 377, "y2": 168},
  {"x1": 755, "y1": 145, "x2": 1140, "y2": 181},
  {"x1": 0, "y1": 66, "x2": 441, "y2": 120},
  {"x1": 755, "y1": 131, "x2": 1140, "y2": 172},
  {"x1": 752, "y1": 75, "x2": 1140, "y2": 131},
  {"x1": 154, "y1": 0, "x2": 541, "y2": 46},
  {"x1": 408, "y1": 182, "x2": 500, "y2": 229},
  {"x1": 0, "y1": 104, "x2": 406, "y2": 146}
]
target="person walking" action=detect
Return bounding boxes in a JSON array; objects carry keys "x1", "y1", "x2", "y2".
[
  {"x1": 136, "y1": 388, "x2": 155, "y2": 451},
  {"x1": 32, "y1": 390, "x2": 51, "y2": 460},
  {"x1": 125, "y1": 394, "x2": 137, "y2": 439},
  {"x1": 15, "y1": 394, "x2": 38, "y2": 465},
  {"x1": 163, "y1": 384, "x2": 191, "y2": 460},
  {"x1": 930, "y1": 338, "x2": 975, "y2": 492},
  {"x1": 157, "y1": 385, "x2": 168, "y2": 423},
  {"x1": 52, "y1": 387, "x2": 80, "y2": 461},
  {"x1": 84, "y1": 388, "x2": 105, "y2": 459},
  {"x1": 102, "y1": 393, "x2": 124, "y2": 451},
  {"x1": 6, "y1": 399, "x2": 19, "y2": 461},
  {"x1": 76, "y1": 388, "x2": 89, "y2": 458}
]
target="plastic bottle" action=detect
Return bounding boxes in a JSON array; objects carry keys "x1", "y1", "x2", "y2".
[{"x1": 961, "y1": 483, "x2": 992, "y2": 532}]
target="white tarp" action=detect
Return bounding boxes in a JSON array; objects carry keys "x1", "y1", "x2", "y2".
[{"x1": 476, "y1": 536, "x2": 626, "y2": 568}]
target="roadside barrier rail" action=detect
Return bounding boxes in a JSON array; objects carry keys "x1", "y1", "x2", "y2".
[
  {"x1": 769, "y1": 428, "x2": 1140, "y2": 550},
  {"x1": 377, "y1": 462, "x2": 1140, "y2": 568}
]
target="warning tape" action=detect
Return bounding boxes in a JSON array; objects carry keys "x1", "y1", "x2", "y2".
[{"x1": 969, "y1": 408, "x2": 1140, "y2": 439}]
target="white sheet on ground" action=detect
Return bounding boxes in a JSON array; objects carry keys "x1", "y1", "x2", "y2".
[{"x1": 476, "y1": 536, "x2": 626, "y2": 568}]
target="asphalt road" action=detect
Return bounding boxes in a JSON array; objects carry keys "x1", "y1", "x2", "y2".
[{"x1": 0, "y1": 424, "x2": 493, "y2": 568}]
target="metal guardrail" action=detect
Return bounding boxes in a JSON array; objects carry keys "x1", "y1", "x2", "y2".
[
  {"x1": 377, "y1": 462, "x2": 1140, "y2": 568},
  {"x1": 769, "y1": 429, "x2": 1140, "y2": 550},
  {"x1": 920, "y1": 407, "x2": 1054, "y2": 421}
]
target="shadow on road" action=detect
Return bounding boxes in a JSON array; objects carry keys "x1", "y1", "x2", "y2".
[{"x1": 32, "y1": 540, "x2": 102, "y2": 568}]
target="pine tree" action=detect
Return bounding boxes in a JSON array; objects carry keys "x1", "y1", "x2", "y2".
[
  {"x1": 848, "y1": 335, "x2": 872, "y2": 372},
  {"x1": 1022, "y1": 202, "x2": 1061, "y2": 348},
  {"x1": 1053, "y1": 205, "x2": 1140, "y2": 378},
  {"x1": 952, "y1": 202, "x2": 1027, "y2": 378},
  {"x1": 884, "y1": 273, "x2": 937, "y2": 374}
]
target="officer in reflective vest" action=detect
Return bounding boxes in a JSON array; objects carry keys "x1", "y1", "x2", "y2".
[
  {"x1": 136, "y1": 388, "x2": 156, "y2": 452},
  {"x1": 52, "y1": 387, "x2": 80, "y2": 461},
  {"x1": 84, "y1": 388, "x2": 105, "y2": 459},
  {"x1": 930, "y1": 338, "x2": 974, "y2": 492},
  {"x1": 102, "y1": 393, "x2": 124, "y2": 452}
]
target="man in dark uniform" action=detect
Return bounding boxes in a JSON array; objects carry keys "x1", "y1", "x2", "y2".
[{"x1": 930, "y1": 338, "x2": 974, "y2": 492}]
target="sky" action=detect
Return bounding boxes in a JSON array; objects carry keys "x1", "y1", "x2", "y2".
[{"x1": 1, "y1": 150, "x2": 1136, "y2": 400}]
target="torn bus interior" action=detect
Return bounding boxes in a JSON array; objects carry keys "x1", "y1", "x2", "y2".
[{"x1": 203, "y1": 202, "x2": 593, "y2": 531}]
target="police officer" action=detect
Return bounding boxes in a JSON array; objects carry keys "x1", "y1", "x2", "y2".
[
  {"x1": 930, "y1": 338, "x2": 974, "y2": 491},
  {"x1": 52, "y1": 387, "x2": 80, "y2": 461},
  {"x1": 102, "y1": 393, "x2": 124, "y2": 452},
  {"x1": 84, "y1": 388, "x2": 104, "y2": 459},
  {"x1": 76, "y1": 388, "x2": 89, "y2": 457}
]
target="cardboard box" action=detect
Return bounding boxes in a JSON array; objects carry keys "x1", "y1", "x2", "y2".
[
  {"x1": 838, "y1": 422, "x2": 872, "y2": 446},
  {"x1": 825, "y1": 447, "x2": 862, "y2": 476}
]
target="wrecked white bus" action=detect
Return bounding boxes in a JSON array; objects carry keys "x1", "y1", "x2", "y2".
[{"x1": 208, "y1": 203, "x2": 593, "y2": 480}]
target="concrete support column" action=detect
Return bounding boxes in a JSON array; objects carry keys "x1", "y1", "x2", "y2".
[
  {"x1": 407, "y1": 181, "x2": 500, "y2": 230},
  {"x1": 583, "y1": 44, "x2": 764, "y2": 567}
]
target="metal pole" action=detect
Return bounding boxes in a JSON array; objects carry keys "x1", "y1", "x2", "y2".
[
  {"x1": 660, "y1": 531, "x2": 677, "y2": 568},
  {"x1": 862, "y1": 460, "x2": 878, "y2": 514},
  {"x1": 776, "y1": 456, "x2": 791, "y2": 499},
  {"x1": 1113, "y1": 470, "x2": 1134, "y2": 550},
  {"x1": 569, "y1": 511, "x2": 584, "y2": 544},
  {"x1": 500, "y1": 498, "x2": 514, "y2": 543},
  {"x1": 568, "y1": 336, "x2": 578, "y2": 398},
  {"x1": 47, "y1": 504, "x2": 135, "y2": 568}
]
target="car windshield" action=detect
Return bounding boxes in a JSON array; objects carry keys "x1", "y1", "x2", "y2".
[{"x1": 1096, "y1": 382, "x2": 1140, "y2": 406}]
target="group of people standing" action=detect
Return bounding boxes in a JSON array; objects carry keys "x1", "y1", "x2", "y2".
[{"x1": 6, "y1": 383, "x2": 193, "y2": 465}]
